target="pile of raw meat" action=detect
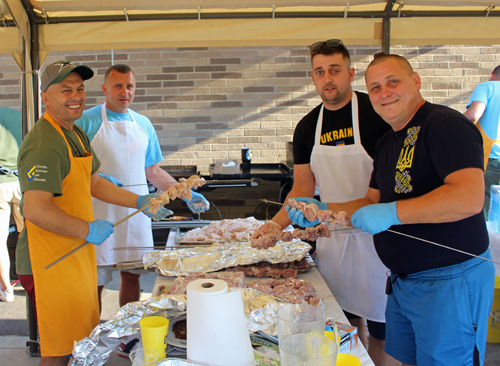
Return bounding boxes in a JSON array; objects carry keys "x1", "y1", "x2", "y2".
[
  {"x1": 169, "y1": 272, "x2": 247, "y2": 294},
  {"x1": 165, "y1": 271, "x2": 321, "y2": 306},
  {"x1": 249, "y1": 278, "x2": 321, "y2": 306},
  {"x1": 180, "y1": 217, "x2": 264, "y2": 242},
  {"x1": 225, "y1": 258, "x2": 311, "y2": 279}
]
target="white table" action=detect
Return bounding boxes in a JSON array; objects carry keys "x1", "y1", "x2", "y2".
[{"x1": 152, "y1": 262, "x2": 375, "y2": 366}]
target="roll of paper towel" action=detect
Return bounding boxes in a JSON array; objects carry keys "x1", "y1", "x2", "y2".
[{"x1": 186, "y1": 279, "x2": 255, "y2": 366}]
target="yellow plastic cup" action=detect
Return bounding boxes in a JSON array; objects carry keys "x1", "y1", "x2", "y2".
[
  {"x1": 336, "y1": 353, "x2": 361, "y2": 366},
  {"x1": 140, "y1": 316, "x2": 170, "y2": 360}
]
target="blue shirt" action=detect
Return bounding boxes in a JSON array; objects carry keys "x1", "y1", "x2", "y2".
[
  {"x1": 467, "y1": 81, "x2": 500, "y2": 159},
  {"x1": 75, "y1": 105, "x2": 163, "y2": 167}
]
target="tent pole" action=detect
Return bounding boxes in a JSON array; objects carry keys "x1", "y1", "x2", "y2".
[{"x1": 382, "y1": 0, "x2": 396, "y2": 53}]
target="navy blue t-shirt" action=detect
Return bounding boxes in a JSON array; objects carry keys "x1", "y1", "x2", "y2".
[{"x1": 370, "y1": 102, "x2": 488, "y2": 274}]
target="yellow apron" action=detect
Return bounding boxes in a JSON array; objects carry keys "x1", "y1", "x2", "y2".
[
  {"x1": 476, "y1": 123, "x2": 500, "y2": 172},
  {"x1": 26, "y1": 113, "x2": 99, "y2": 356}
]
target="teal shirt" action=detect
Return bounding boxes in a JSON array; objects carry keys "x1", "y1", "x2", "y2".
[
  {"x1": 75, "y1": 105, "x2": 163, "y2": 168},
  {"x1": 0, "y1": 107, "x2": 22, "y2": 184}
]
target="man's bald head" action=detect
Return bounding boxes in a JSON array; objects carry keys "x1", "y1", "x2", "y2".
[{"x1": 366, "y1": 52, "x2": 415, "y2": 79}]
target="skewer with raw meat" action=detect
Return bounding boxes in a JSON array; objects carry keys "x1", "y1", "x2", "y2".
[
  {"x1": 148, "y1": 175, "x2": 206, "y2": 216},
  {"x1": 251, "y1": 223, "x2": 332, "y2": 249},
  {"x1": 287, "y1": 198, "x2": 349, "y2": 227}
]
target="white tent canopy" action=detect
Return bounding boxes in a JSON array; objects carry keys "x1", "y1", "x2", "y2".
[
  {"x1": 0, "y1": 0, "x2": 499, "y2": 130},
  {"x1": 1, "y1": 1, "x2": 500, "y2": 55}
]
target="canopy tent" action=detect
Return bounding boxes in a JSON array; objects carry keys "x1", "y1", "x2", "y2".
[{"x1": 0, "y1": 0, "x2": 499, "y2": 131}]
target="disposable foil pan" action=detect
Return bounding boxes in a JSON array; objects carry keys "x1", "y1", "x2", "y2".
[{"x1": 144, "y1": 240, "x2": 311, "y2": 276}]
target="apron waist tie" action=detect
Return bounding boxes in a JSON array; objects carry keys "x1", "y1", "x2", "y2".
[{"x1": 385, "y1": 272, "x2": 407, "y2": 295}]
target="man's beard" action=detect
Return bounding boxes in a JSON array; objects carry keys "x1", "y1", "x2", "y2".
[{"x1": 320, "y1": 85, "x2": 349, "y2": 106}]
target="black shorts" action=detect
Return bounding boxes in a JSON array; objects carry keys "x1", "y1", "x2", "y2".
[{"x1": 343, "y1": 310, "x2": 386, "y2": 341}]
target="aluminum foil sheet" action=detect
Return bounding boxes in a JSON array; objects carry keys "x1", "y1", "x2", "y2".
[
  {"x1": 71, "y1": 285, "x2": 324, "y2": 365},
  {"x1": 144, "y1": 240, "x2": 312, "y2": 276}
]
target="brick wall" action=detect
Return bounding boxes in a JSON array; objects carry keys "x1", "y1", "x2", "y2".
[{"x1": 1, "y1": 45, "x2": 499, "y2": 219}]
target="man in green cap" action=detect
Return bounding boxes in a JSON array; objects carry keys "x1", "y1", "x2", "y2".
[{"x1": 16, "y1": 60, "x2": 170, "y2": 365}]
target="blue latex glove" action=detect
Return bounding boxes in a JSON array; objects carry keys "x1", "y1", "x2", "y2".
[
  {"x1": 98, "y1": 173, "x2": 124, "y2": 187},
  {"x1": 86, "y1": 220, "x2": 114, "y2": 245},
  {"x1": 137, "y1": 193, "x2": 173, "y2": 221},
  {"x1": 285, "y1": 197, "x2": 328, "y2": 227},
  {"x1": 183, "y1": 191, "x2": 210, "y2": 213},
  {"x1": 351, "y1": 202, "x2": 401, "y2": 235}
]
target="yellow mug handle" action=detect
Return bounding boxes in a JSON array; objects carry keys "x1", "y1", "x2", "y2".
[{"x1": 324, "y1": 321, "x2": 340, "y2": 347}]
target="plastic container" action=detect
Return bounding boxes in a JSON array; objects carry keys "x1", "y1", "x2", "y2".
[
  {"x1": 488, "y1": 185, "x2": 500, "y2": 232},
  {"x1": 487, "y1": 275, "x2": 500, "y2": 343}
]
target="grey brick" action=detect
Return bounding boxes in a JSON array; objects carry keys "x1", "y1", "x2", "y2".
[
  {"x1": 162, "y1": 66, "x2": 194, "y2": 73},
  {"x1": 136, "y1": 81, "x2": 161, "y2": 88},
  {"x1": 163, "y1": 81, "x2": 195, "y2": 87},
  {"x1": 243, "y1": 86, "x2": 275, "y2": 93},
  {"x1": 160, "y1": 145, "x2": 179, "y2": 152},
  {"x1": 276, "y1": 71, "x2": 307, "y2": 78},
  {"x1": 0, "y1": 79, "x2": 20, "y2": 86},
  {"x1": 180, "y1": 116, "x2": 211, "y2": 123},
  {"x1": 147, "y1": 102, "x2": 177, "y2": 109},
  {"x1": 195, "y1": 122, "x2": 229, "y2": 130},
  {"x1": 210, "y1": 58, "x2": 241, "y2": 65},
  {"x1": 132, "y1": 96, "x2": 163, "y2": 103},
  {"x1": 66, "y1": 55, "x2": 96, "y2": 62},
  {"x1": 0, "y1": 94, "x2": 20, "y2": 100},
  {"x1": 147, "y1": 74, "x2": 177, "y2": 81},
  {"x1": 195, "y1": 66, "x2": 226, "y2": 72},
  {"x1": 211, "y1": 101, "x2": 243, "y2": 108},
  {"x1": 163, "y1": 95, "x2": 195, "y2": 102},
  {"x1": 180, "y1": 130, "x2": 213, "y2": 137},
  {"x1": 196, "y1": 94, "x2": 227, "y2": 101},
  {"x1": 211, "y1": 72, "x2": 243, "y2": 79}
]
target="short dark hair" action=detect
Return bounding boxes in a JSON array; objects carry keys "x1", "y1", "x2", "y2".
[
  {"x1": 310, "y1": 41, "x2": 351, "y2": 66},
  {"x1": 104, "y1": 64, "x2": 134, "y2": 81},
  {"x1": 493, "y1": 65, "x2": 500, "y2": 77},
  {"x1": 366, "y1": 52, "x2": 414, "y2": 77}
]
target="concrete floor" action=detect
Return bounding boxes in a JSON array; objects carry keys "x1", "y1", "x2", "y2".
[
  {"x1": 0, "y1": 270, "x2": 157, "y2": 365},
  {"x1": 1, "y1": 271, "x2": 500, "y2": 365}
]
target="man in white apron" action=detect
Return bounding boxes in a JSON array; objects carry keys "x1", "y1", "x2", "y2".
[
  {"x1": 252, "y1": 40, "x2": 396, "y2": 366},
  {"x1": 291, "y1": 53, "x2": 494, "y2": 366},
  {"x1": 76, "y1": 65, "x2": 209, "y2": 317}
]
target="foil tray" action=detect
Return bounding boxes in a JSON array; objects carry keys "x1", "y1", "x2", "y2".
[{"x1": 144, "y1": 240, "x2": 312, "y2": 277}]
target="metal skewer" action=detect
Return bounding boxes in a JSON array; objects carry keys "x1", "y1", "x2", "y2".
[
  {"x1": 259, "y1": 198, "x2": 284, "y2": 205},
  {"x1": 122, "y1": 181, "x2": 179, "y2": 188},
  {"x1": 45, "y1": 203, "x2": 154, "y2": 270},
  {"x1": 260, "y1": 198, "x2": 500, "y2": 265},
  {"x1": 387, "y1": 229, "x2": 500, "y2": 266}
]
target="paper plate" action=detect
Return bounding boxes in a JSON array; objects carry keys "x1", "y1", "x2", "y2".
[
  {"x1": 336, "y1": 353, "x2": 361, "y2": 366},
  {"x1": 167, "y1": 315, "x2": 187, "y2": 348}
]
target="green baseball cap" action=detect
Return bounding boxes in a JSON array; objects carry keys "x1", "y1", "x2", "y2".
[{"x1": 40, "y1": 60, "x2": 94, "y2": 92}]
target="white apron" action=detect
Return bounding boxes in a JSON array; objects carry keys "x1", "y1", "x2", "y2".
[
  {"x1": 310, "y1": 92, "x2": 388, "y2": 322},
  {"x1": 91, "y1": 103, "x2": 153, "y2": 265}
]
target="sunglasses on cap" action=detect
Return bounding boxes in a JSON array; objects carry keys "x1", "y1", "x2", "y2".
[{"x1": 309, "y1": 39, "x2": 346, "y2": 53}]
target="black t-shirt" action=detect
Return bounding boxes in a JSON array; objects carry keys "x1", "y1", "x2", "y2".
[
  {"x1": 293, "y1": 91, "x2": 391, "y2": 164},
  {"x1": 370, "y1": 102, "x2": 488, "y2": 274}
]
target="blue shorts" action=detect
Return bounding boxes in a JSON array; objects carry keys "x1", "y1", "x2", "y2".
[{"x1": 385, "y1": 249, "x2": 495, "y2": 366}]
